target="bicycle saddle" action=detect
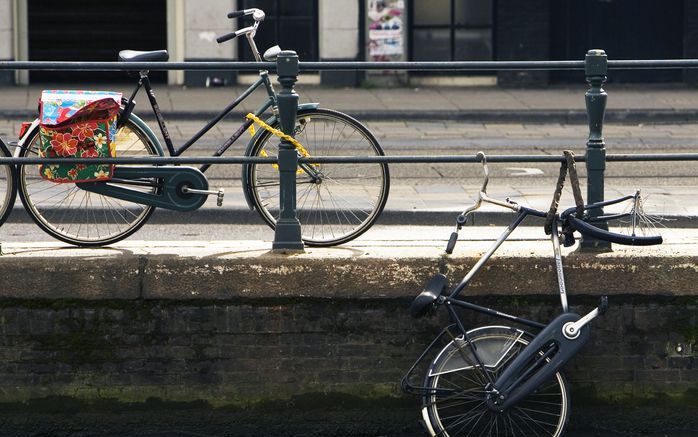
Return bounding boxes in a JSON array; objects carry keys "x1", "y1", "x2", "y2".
[
  {"x1": 410, "y1": 273, "x2": 447, "y2": 318},
  {"x1": 263, "y1": 45, "x2": 281, "y2": 61},
  {"x1": 118, "y1": 50, "x2": 169, "y2": 63}
]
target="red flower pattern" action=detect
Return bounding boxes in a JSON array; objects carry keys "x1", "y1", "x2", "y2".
[
  {"x1": 50, "y1": 132, "x2": 78, "y2": 156},
  {"x1": 81, "y1": 147, "x2": 99, "y2": 158},
  {"x1": 71, "y1": 122, "x2": 97, "y2": 141}
]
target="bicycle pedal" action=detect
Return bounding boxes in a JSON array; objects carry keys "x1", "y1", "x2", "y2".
[{"x1": 181, "y1": 187, "x2": 225, "y2": 206}]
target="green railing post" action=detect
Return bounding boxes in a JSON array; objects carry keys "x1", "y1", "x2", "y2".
[
  {"x1": 582, "y1": 49, "x2": 611, "y2": 250},
  {"x1": 272, "y1": 50, "x2": 304, "y2": 252}
]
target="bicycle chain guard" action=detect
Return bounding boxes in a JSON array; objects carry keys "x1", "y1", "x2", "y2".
[
  {"x1": 77, "y1": 165, "x2": 210, "y2": 212},
  {"x1": 487, "y1": 312, "x2": 590, "y2": 412}
]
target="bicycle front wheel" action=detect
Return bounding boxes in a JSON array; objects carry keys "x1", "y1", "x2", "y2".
[
  {"x1": 247, "y1": 108, "x2": 389, "y2": 246},
  {"x1": 424, "y1": 326, "x2": 570, "y2": 437},
  {"x1": 18, "y1": 117, "x2": 160, "y2": 246},
  {"x1": 0, "y1": 139, "x2": 17, "y2": 227}
]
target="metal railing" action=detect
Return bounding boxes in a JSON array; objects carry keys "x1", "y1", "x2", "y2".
[{"x1": 2, "y1": 49, "x2": 698, "y2": 250}]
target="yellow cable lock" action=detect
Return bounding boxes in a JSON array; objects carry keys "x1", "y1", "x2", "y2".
[{"x1": 245, "y1": 112, "x2": 315, "y2": 163}]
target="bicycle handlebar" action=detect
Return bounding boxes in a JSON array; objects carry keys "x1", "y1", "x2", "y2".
[
  {"x1": 218, "y1": 9, "x2": 265, "y2": 46},
  {"x1": 565, "y1": 216, "x2": 662, "y2": 246},
  {"x1": 216, "y1": 31, "x2": 240, "y2": 44},
  {"x1": 227, "y1": 8, "x2": 265, "y2": 21}
]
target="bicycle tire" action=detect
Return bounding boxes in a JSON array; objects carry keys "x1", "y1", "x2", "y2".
[
  {"x1": 17, "y1": 116, "x2": 161, "y2": 246},
  {"x1": 567, "y1": 216, "x2": 663, "y2": 246},
  {"x1": 424, "y1": 326, "x2": 570, "y2": 437},
  {"x1": 246, "y1": 108, "x2": 389, "y2": 247},
  {"x1": 0, "y1": 139, "x2": 17, "y2": 227}
]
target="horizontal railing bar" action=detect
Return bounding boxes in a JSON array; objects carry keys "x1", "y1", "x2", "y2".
[
  {"x1": 608, "y1": 59, "x2": 698, "y2": 69},
  {"x1": 300, "y1": 153, "x2": 698, "y2": 163},
  {"x1": 297, "y1": 61, "x2": 585, "y2": 71},
  {"x1": 297, "y1": 155, "x2": 582, "y2": 163},
  {"x1": 0, "y1": 60, "x2": 583, "y2": 72},
  {"x1": 0, "y1": 61, "x2": 276, "y2": 72},
  {"x1": 0, "y1": 156, "x2": 277, "y2": 165},
  {"x1": 3, "y1": 153, "x2": 698, "y2": 166},
  {"x1": 606, "y1": 153, "x2": 698, "y2": 161},
  {"x1": 3, "y1": 60, "x2": 698, "y2": 72}
]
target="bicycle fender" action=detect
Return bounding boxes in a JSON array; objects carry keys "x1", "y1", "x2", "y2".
[
  {"x1": 240, "y1": 103, "x2": 320, "y2": 210},
  {"x1": 127, "y1": 113, "x2": 165, "y2": 156},
  {"x1": 15, "y1": 119, "x2": 41, "y2": 154}
]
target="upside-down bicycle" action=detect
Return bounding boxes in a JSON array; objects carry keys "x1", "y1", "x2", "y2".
[
  {"x1": 13, "y1": 8, "x2": 389, "y2": 247},
  {"x1": 402, "y1": 151, "x2": 662, "y2": 436}
]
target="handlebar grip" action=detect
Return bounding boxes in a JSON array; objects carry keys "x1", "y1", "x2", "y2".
[
  {"x1": 567, "y1": 216, "x2": 663, "y2": 246},
  {"x1": 216, "y1": 32, "x2": 238, "y2": 44},
  {"x1": 446, "y1": 232, "x2": 458, "y2": 254},
  {"x1": 227, "y1": 10, "x2": 245, "y2": 18}
]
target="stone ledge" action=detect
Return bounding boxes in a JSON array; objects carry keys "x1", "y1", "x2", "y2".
[{"x1": 0, "y1": 235, "x2": 695, "y2": 299}]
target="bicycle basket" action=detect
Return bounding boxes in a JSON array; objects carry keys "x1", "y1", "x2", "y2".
[{"x1": 38, "y1": 90, "x2": 122, "y2": 183}]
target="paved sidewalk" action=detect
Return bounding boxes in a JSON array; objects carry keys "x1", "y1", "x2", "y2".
[{"x1": 2, "y1": 83, "x2": 698, "y2": 122}]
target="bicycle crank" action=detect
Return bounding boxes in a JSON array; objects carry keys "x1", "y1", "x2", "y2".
[{"x1": 77, "y1": 165, "x2": 218, "y2": 211}]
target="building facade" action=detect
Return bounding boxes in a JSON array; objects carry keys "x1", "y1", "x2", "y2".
[{"x1": 0, "y1": 0, "x2": 695, "y2": 86}]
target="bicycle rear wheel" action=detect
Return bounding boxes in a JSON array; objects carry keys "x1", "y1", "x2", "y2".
[
  {"x1": 247, "y1": 108, "x2": 389, "y2": 246},
  {"x1": 17, "y1": 117, "x2": 160, "y2": 246},
  {"x1": 0, "y1": 139, "x2": 17, "y2": 227},
  {"x1": 424, "y1": 326, "x2": 569, "y2": 437}
]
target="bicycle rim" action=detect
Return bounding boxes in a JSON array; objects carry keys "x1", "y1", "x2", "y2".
[
  {"x1": 0, "y1": 142, "x2": 16, "y2": 226},
  {"x1": 248, "y1": 108, "x2": 389, "y2": 246},
  {"x1": 18, "y1": 119, "x2": 159, "y2": 246},
  {"x1": 425, "y1": 328, "x2": 569, "y2": 437}
]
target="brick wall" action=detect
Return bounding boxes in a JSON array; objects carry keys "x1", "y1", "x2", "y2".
[{"x1": 0, "y1": 296, "x2": 695, "y2": 434}]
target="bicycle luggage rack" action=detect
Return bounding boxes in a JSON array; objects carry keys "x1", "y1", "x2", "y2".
[{"x1": 3, "y1": 51, "x2": 698, "y2": 250}]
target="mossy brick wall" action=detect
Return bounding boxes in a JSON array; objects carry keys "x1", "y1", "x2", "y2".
[{"x1": 0, "y1": 296, "x2": 695, "y2": 410}]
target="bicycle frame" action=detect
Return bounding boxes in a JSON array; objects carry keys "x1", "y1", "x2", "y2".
[
  {"x1": 402, "y1": 204, "x2": 595, "y2": 411},
  {"x1": 120, "y1": 69, "x2": 278, "y2": 173}
]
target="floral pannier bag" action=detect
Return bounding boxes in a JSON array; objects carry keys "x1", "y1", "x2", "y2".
[{"x1": 39, "y1": 90, "x2": 122, "y2": 183}]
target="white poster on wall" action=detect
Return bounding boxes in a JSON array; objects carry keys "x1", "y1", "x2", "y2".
[{"x1": 367, "y1": 0, "x2": 405, "y2": 59}]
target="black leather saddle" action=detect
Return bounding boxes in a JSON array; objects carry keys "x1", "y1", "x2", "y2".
[{"x1": 118, "y1": 50, "x2": 169, "y2": 62}]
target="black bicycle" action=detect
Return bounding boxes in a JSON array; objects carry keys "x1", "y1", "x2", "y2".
[
  {"x1": 402, "y1": 152, "x2": 662, "y2": 436},
  {"x1": 15, "y1": 8, "x2": 389, "y2": 247}
]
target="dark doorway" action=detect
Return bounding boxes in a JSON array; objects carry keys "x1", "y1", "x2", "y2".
[
  {"x1": 28, "y1": 0, "x2": 167, "y2": 83},
  {"x1": 237, "y1": 0, "x2": 318, "y2": 62},
  {"x1": 550, "y1": 0, "x2": 683, "y2": 82}
]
